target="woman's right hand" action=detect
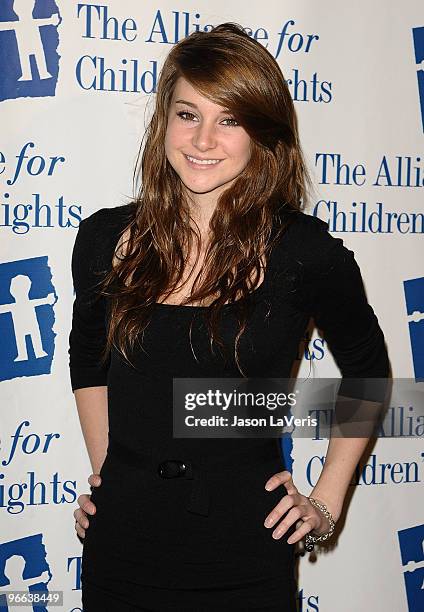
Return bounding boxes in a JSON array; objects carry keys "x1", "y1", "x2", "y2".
[{"x1": 74, "y1": 473, "x2": 102, "y2": 539}]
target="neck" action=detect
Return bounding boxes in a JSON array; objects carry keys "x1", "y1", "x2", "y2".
[{"x1": 186, "y1": 191, "x2": 218, "y2": 235}]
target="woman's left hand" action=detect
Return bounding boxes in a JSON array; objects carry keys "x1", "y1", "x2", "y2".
[{"x1": 263, "y1": 470, "x2": 332, "y2": 544}]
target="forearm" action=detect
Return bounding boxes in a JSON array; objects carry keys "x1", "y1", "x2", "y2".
[
  {"x1": 310, "y1": 390, "x2": 385, "y2": 523},
  {"x1": 310, "y1": 435, "x2": 369, "y2": 523},
  {"x1": 74, "y1": 386, "x2": 109, "y2": 474}
]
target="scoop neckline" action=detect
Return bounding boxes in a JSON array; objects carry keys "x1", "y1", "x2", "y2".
[
  {"x1": 154, "y1": 276, "x2": 267, "y2": 309},
  {"x1": 154, "y1": 249, "x2": 274, "y2": 310}
]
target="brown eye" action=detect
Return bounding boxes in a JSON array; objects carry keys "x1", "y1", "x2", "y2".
[
  {"x1": 222, "y1": 118, "x2": 239, "y2": 127},
  {"x1": 177, "y1": 111, "x2": 197, "y2": 121}
]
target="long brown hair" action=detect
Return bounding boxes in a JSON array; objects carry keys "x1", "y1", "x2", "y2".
[{"x1": 97, "y1": 22, "x2": 314, "y2": 375}]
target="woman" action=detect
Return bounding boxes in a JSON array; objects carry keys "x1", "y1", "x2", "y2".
[{"x1": 69, "y1": 23, "x2": 390, "y2": 611}]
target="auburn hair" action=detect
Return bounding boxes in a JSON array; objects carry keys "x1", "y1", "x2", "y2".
[{"x1": 96, "y1": 22, "x2": 314, "y2": 375}]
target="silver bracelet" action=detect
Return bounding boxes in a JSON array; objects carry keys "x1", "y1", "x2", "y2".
[{"x1": 304, "y1": 497, "x2": 336, "y2": 552}]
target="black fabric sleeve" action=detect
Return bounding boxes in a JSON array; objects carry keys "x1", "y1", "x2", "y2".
[
  {"x1": 68, "y1": 213, "x2": 111, "y2": 391},
  {"x1": 299, "y1": 217, "x2": 390, "y2": 379}
]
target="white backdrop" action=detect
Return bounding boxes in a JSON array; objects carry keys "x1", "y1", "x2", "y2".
[{"x1": 1, "y1": 1, "x2": 423, "y2": 610}]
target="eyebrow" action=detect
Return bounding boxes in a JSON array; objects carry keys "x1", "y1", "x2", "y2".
[
  {"x1": 175, "y1": 99, "x2": 197, "y2": 108},
  {"x1": 175, "y1": 99, "x2": 230, "y2": 113}
]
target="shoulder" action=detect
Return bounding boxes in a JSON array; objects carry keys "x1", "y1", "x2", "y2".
[
  {"x1": 78, "y1": 202, "x2": 136, "y2": 240},
  {"x1": 270, "y1": 208, "x2": 358, "y2": 297},
  {"x1": 276, "y1": 209, "x2": 346, "y2": 263},
  {"x1": 71, "y1": 203, "x2": 136, "y2": 279},
  {"x1": 280, "y1": 209, "x2": 335, "y2": 244},
  {"x1": 74, "y1": 203, "x2": 136, "y2": 258}
]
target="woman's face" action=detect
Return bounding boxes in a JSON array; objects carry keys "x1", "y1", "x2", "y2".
[{"x1": 164, "y1": 77, "x2": 251, "y2": 206}]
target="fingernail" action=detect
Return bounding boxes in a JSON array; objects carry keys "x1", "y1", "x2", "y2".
[{"x1": 265, "y1": 484, "x2": 271, "y2": 491}]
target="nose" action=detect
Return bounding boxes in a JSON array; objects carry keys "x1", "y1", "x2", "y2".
[{"x1": 192, "y1": 120, "x2": 217, "y2": 152}]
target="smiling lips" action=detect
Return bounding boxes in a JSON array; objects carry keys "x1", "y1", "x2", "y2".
[{"x1": 185, "y1": 154, "x2": 223, "y2": 167}]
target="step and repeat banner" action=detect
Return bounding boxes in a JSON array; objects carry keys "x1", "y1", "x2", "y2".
[{"x1": 0, "y1": 1, "x2": 423, "y2": 610}]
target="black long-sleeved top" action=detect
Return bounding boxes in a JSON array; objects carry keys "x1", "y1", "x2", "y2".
[
  {"x1": 68, "y1": 203, "x2": 390, "y2": 608},
  {"x1": 69, "y1": 203, "x2": 389, "y2": 393}
]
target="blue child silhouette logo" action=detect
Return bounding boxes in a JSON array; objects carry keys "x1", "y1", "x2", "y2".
[
  {"x1": 0, "y1": 256, "x2": 57, "y2": 382},
  {"x1": 413, "y1": 26, "x2": 424, "y2": 132},
  {"x1": 403, "y1": 276, "x2": 424, "y2": 382},
  {"x1": 0, "y1": 0, "x2": 61, "y2": 103},
  {"x1": 398, "y1": 523, "x2": 424, "y2": 611},
  {"x1": 0, "y1": 534, "x2": 51, "y2": 611}
]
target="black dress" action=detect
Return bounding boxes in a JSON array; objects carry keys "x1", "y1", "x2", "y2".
[{"x1": 68, "y1": 204, "x2": 389, "y2": 611}]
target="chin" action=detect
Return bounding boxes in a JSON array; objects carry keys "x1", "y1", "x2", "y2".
[
  {"x1": 183, "y1": 180, "x2": 229, "y2": 195},
  {"x1": 180, "y1": 173, "x2": 237, "y2": 194}
]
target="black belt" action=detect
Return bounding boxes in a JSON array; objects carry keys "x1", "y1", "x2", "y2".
[
  {"x1": 107, "y1": 436, "x2": 211, "y2": 517},
  {"x1": 106, "y1": 437, "x2": 283, "y2": 519}
]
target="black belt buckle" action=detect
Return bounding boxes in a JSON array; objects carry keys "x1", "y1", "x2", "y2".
[{"x1": 158, "y1": 459, "x2": 187, "y2": 479}]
